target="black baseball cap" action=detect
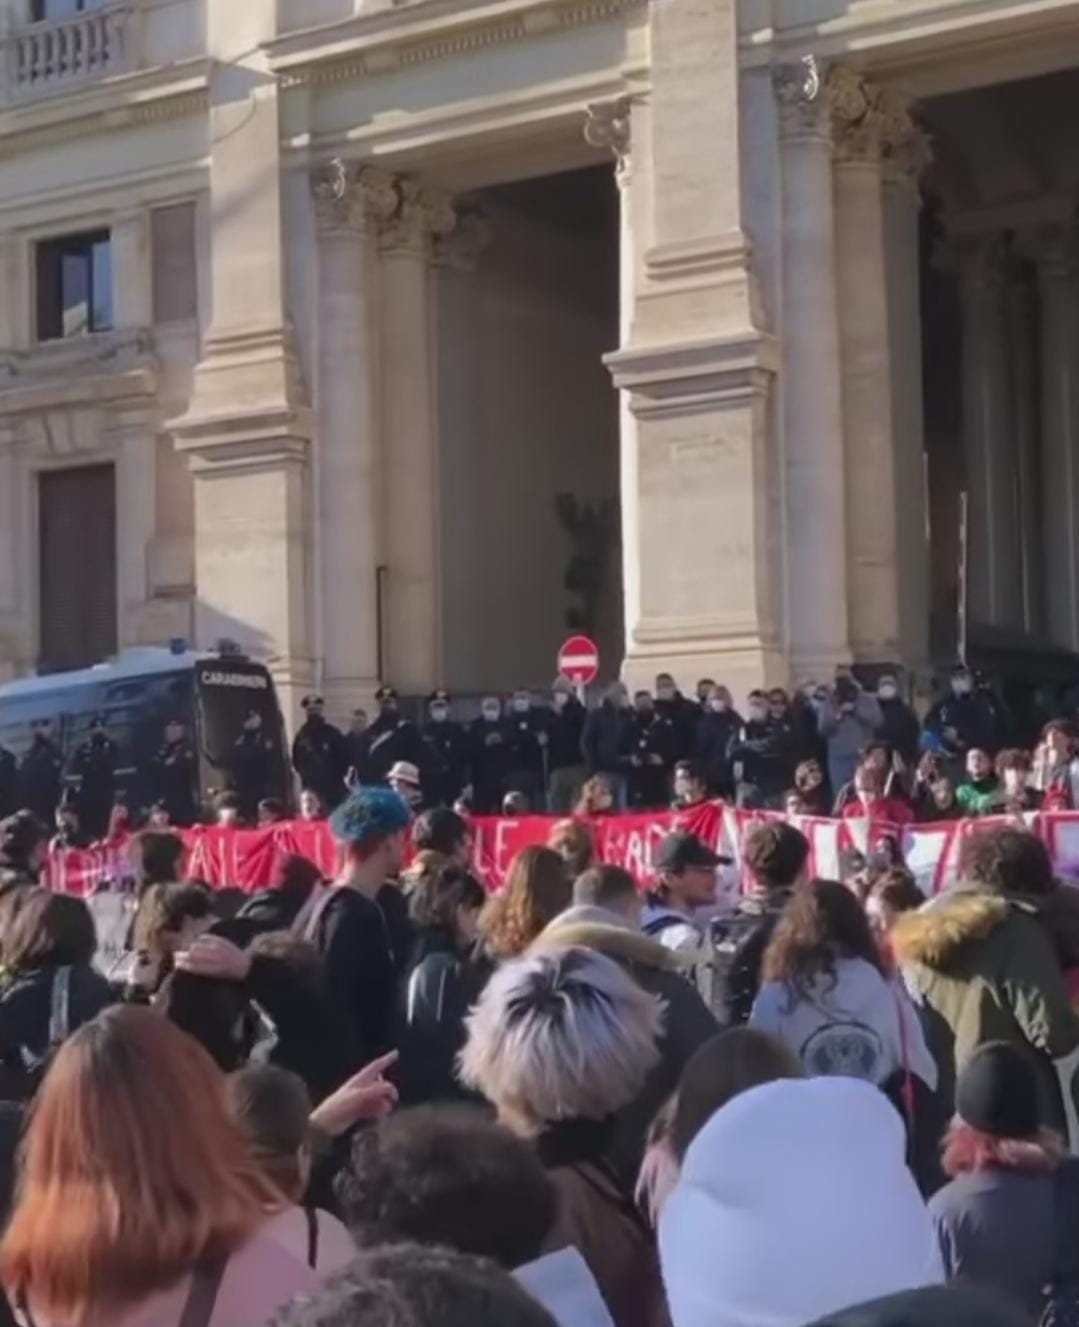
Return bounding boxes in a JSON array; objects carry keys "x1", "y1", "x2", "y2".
[
  {"x1": 376, "y1": 685, "x2": 399, "y2": 703},
  {"x1": 655, "y1": 831, "x2": 730, "y2": 872}
]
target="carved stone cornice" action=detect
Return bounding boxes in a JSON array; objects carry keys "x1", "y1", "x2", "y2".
[
  {"x1": 773, "y1": 54, "x2": 830, "y2": 141},
  {"x1": 379, "y1": 178, "x2": 456, "y2": 254},
  {"x1": 584, "y1": 95, "x2": 632, "y2": 183},
  {"x1": 433, "y1": 209, "x2": 493, "y2": 274},
  {"x1": 312, "y1": 159, "x2": 399, "y2": 235}
]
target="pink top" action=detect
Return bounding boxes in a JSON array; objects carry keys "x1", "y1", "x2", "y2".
[{"x1": 19, "y1": 1207, "x2": 354, "y2": 1327}]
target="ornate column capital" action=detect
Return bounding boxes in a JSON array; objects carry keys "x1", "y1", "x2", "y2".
[
  {"x1": 312, "y1": 159, "x2": 399, "y2": 235},
  {"x1": 584, "y1": 95, "x2": 633, "y2": 184},
  {"x1": 773, "y1": 54, "x2": 829, "y2": 141},
  {"x1": 433, "y1": 208, "x2": 493, "y2": 274},
  {"x1": 380, "y1": 179, "x2": 456, "y2": 254},
  {"x1": 878, "y1": 90, "x2": 932, "y2": 188}
]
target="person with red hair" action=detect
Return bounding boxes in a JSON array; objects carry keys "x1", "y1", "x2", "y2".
[
  {"x1": 929, "y1": 1041, "x2": 1074, "y2": 1317},
  {"x1": 0, "y1": 1006, "x2": 327, "y2": 1326}
]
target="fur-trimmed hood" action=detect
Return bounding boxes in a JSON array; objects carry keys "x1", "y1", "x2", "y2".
[
  {"x1": 892, "y1": 892, "x2": 1015, "y2": 971},
  {"x1": 532, "y1": 905, "x2": 692, "y2": 972}
]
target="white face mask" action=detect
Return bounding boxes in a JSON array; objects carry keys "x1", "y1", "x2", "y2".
[
  {"x1": 553, "y1": 692, "x2": 570, "y2": 711},
  {"x1": 481, "y1": 705, "x2": 501, "y2": 722},
  {"x1": 952, "y1": 677, "x2": 972, "y2": 696},
  {"x1": 878, "y1": 683, "x2": 898, "y2": 701},
  {"x1": 512, "y1": 698, "x2": 530, "y2": 714},
  {"x1": 709, "y1": 697, "x2": 729, "y2": 714},
  {"x1": 748, "y1": 705, "x2": 767, "y2": 722},
  {"x1": 430, "y1": 705, "x2": 449, "y2": 723}
]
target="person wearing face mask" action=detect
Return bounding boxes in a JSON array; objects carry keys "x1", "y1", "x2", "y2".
[
  {"x1": 729, "y1": 690, "x2": 799, "y2": 810},
  {"x1": 18, "y1": 721, "x2": 63, "y2": 830},
  {"x1": 150, "y1": 717, "x2": 198, "y2": 827},
  {"x1": 292, "y1": 696, "x2": 349, "y2": 812},
  {"x1": 818, "y1": 670, "x2": 884, "y2": 799},
  {"x1": 693, "y1": 686, "x2": 742, "y2": 798},
  {"x1": 654, "y1": 672, "x2": 698, "y2": 760},
  {"x1": 503, "y1": 691, "x2": 552, "y2": 811},
  {"x1": 874, "y1": 674, "x2": 921, "y2": 768},
  {"x1": 469, "y1": 695, "x2": 510, "y2": 815},
  {"x1": 360, "y1": 685, "x2": 426, "y2": 787},
  {"x1": 627, "y1": 691, "x2": 678, "y2": 810},
  {"x1": 581, "y1": 682, "x2": 635, "y2": 812},
  {"x1": 925, "y1": 666, "x2": 999, "y2": 769},
  {"x1": 344, "y1": 708, "x2": 369, "y2": 779},
  {"x1": 546, "y1": 679, "x2": 587, "y2": 814},
  {"x1": 695, "y1": 679, "x2": 717, "y2": 711},
  {"x1": 230, "y1": 708, "x2": 279, "y2": 823},
  {"x1": 421, "y1": 690, "x2": 470, "y2": 809}
]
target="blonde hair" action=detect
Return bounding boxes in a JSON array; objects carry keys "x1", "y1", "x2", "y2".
[{"x1": 459, "y1": 947, "x2": 664, "y2": 1135}]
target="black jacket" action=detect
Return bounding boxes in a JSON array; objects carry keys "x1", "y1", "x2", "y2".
[
  {"x1": 626, "y1": 711, "x2": 678, "y2": 809},
  {"x1": 730, "y1": 719, "x2": 797, "y2": 801},
  {"x1": 0, "y1": 965, "x2": 112, "y2": 1100},
  {"x1": 292, "y1": 717, "x2": 349, "y2": 809},
  {"x1": 693, "y1": 710, "x2": 743, "y2": 794},
  {"x1": 150, "y1": 739, "x2": 198, "y2": 825},
  {"x1": 395, "y1": 926, "x2": 488, "y2": 1105},
  {"x1": 360, "y1": 714, "x2": 425, "y2": 784},
  {"x1": 925, "y1": 693, "x2": 998, "y2": 758},
  {"x1": 0, "y1": 749, "x2": 17, "y2": 821},
  {"x1": 548, "y1": 698, "x2": 586, "y2": 771},
  {"x1": 229, "y1": 730, "x2": 278, "y2": 819},
  {"x1": 504, "y1": 708, "x2": 552, "y2": 778},
  {"x1": 716, "y1": 892, "x2": 791, "y2": 1025},
  {"x1": 534, "y1": 907, "x2": 717, "y2": 1186},
  {"x1": 421, "y1": 721, "x2": 470, "y2": 807},
  {"x1": 468, "y1": 718, "x2": 510, "y2": 813},
  {"x1": 18, "y1": 738, "x2": 63, "y2": 826},
  {"x1": 581, "y1": 702, "x2": 634, "y2": 777},
  {"x1": 877, "y1": 698, "x2": 922, "y2": 766}
]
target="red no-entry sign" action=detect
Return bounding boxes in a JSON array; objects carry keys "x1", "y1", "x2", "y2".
[{"x1": 557, "y1": 634, "x2": 600, "y2": 687}]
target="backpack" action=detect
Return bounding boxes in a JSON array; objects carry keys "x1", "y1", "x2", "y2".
[
  {"x1": 0, "y1": 967, "x2": 72, "y2": 1102},
  {"x1": 1040, "y1": 1160, "x2": 1079, "y2": 1327}
]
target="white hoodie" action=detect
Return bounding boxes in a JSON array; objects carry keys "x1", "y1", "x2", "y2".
[{"x1": 659, "y1": 1077, "x2": 943, "y2": 1327}]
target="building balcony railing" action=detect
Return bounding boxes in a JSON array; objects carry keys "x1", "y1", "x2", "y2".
[{"x1": 3, "y1": 2, "x2": 134, "y2": 103}]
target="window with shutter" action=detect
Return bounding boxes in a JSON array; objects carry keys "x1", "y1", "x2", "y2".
[{"x1": 38, "y1": 464, "x2": 117, "y2": 673}]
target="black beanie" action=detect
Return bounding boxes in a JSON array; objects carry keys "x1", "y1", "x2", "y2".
[{"x1": 956, "y1": 1041, "x2": 1041, "y2": 1138}]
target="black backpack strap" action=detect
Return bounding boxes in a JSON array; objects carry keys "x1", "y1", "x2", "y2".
[
  {"x1": 305, "y1": 1205, "x2": 319, "y2": 1270},
  {"x1": 178, "y1": 1255, "x2": 229, "y2": 1327},
  {"x1": 1052, "y1": 1160, "x2": 1079, "y2": 1285}
]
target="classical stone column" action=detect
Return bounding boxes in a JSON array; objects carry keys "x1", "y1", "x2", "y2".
[
  {"x1": 586, "y1": 95, "x2": 639, "y2": 660},
  {"x1": 833, "y1": 75, "x2": 899, "y2": 664},
  {"x1": 1034, "y1": 229, "x2": 1079, "y2": 648},
  {"x1": 774, "y1": 56, "x2": 850, "y2": 677},
  {"x1": 312, "y1": 161, "x2": 398, "y2": 718},
  {"x1": 433, "y1": 211, "x2": 491, "y2": 691},
  {"x1": 881, "y1": 95, "x2": 931, "y2": 671},
  {"x1": 1007, "y1": 265, "x2": 1042, "y2": 635},
  {"x1": 951, "y1": 235, "x2": 1023, "y2": 631},
  {"x1": 379, "y1": 180, "x2": 455, "y2": 695},
  {"x1": 110, "y1": 401, "x2": 158, "y2": 647}
]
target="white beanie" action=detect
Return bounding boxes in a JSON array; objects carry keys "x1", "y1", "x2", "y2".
[{"x1": 659, "y1": 1077, "x2": 943, "y2": 1327}]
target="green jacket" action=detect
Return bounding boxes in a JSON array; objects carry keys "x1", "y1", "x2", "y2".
[
  {"x1": 954, "y1": 777, "x2": 999, "y2": 816},
  {"x1": 894, "y1": 891, "x2": 1079, "y2": 1134}
]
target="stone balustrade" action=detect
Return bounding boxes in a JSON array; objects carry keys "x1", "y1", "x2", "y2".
[{"x1": 4, "y1": 2, "x2": 132, "y2": 101}]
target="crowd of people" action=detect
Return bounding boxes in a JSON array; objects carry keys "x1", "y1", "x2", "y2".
[
  {"x1": 0, "y1": 762, "x2": 1070, "y2": 1325},
  {"x1": 10, "y1": 663, "x2": 1079, "y2": 850}
]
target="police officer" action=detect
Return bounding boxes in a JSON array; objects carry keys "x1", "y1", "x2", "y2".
[
  {"x1": 151, "y1": 716, "x2": 198, "y2": 827},
  {"x1": 628, "y1": 690, "x2": 678, "y2": 809},
  {"x1": 0, "y1": 742, "x2": 17, "y2": 819},
  {"x1": 229, "y1": 708, "x2": 277, "y2": 823},
  {"x1": 292, "y1": 695, "x2": 348, "y2": 810},
  {"x1": 345, "y1": 709, "x2": 369, "y2": 782},
  {"x1": 503, "y1": 690, "x2": 552, "y2": 810},
  {"x1": 19, "y1": 720, "x2": 63, "y2": 827},
  {"x1": 69, "y1": 715, "x2": 118, "y2": 840},
  {"x1": 469, "y1": 695, "x2": 509, "y2": 815},
  {"x1": 361, "y1": 686, "x2": 424, "y2": 785},
  {"x1": 421, "y1": 690, "x2": 469, "y2": 809}
]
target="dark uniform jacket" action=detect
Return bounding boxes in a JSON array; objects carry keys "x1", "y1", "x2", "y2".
[
  {"x1": 360, "y1": 713, "x2": 425, "y2": 785},
  {"x1": 421, "y1": 720, "x2": 470, "y2": 808},
  {"x1": 18, "y1": 738, "x2": 63, "y2": 826},
  {"x1": 292, "y1": 717, "x2": 348, "y2": 809},
  {"x1": 151, "y1": 739, "x2": 198, "y2": 825}
]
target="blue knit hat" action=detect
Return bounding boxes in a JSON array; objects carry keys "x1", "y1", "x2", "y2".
[{"x1": 329, "y1": 786, "x2": 411, "y2": 845}]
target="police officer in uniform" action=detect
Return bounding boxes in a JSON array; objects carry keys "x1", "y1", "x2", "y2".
[
  {"x1": 151, "y1": 716, "x2": 198, "y2": 827},
  {"x1": 503, "y1": 690, "x2": 552, "y2": 810},
  {"x1": 19, "y1": 720, "x2": 64, "y2": 827},
  {"x1": 421, "y1": 690, "x2": 469, "y2": 809},
  {"x1": 69, "y1": 716, "x2": 118, "y2": 840},
  {"x1": 292, "y1": 695, "x2": 348, "y2": 810},
  {"x1": 361, "y1": 686, "x2": 424, "y2": 786},
  {"x1": 469, "y1": 695, "x2": 509, "y2": 814},
  {"x1": 628, "y1": 691, "x2": 678, "y2": 809},
  {"x1": 229, "y1": 708, "x2": 277, "y2": 824}
]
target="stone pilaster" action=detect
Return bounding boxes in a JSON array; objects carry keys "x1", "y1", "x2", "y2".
[
  {"x1": 312, "y1": 160, "x2": 398, "y2": 720},
  {"x1": 880, "y1": 91, "x2": 932, "y2": 671},
  {"x1": 1006, "y1": 264, "x2": 1041, "y2": 636},
  {"x1": 773, "y1": 55, "x2": 850, "y2": 678},
  {"x1": 605, "y1": 0, "x2": 782, "y2": 703}
]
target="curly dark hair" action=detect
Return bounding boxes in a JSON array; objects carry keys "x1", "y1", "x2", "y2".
[
  {"x1": 409, "y1": 865, "x2": 485, "y2": 932},
  {"x1": 336, "y1": 1105, "x2": 557, "y2": 1269},
  {"x1": 761, "y1": 880, "x2": 883, "y2": 1002},
  {"x1": 959, "y1": 826, "x2": 1054, "y2": 898}
]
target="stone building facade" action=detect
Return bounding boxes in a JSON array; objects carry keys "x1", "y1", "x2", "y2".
[{"x1": 0, "y1": 0, "x2": 1076, "y2": 722}]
